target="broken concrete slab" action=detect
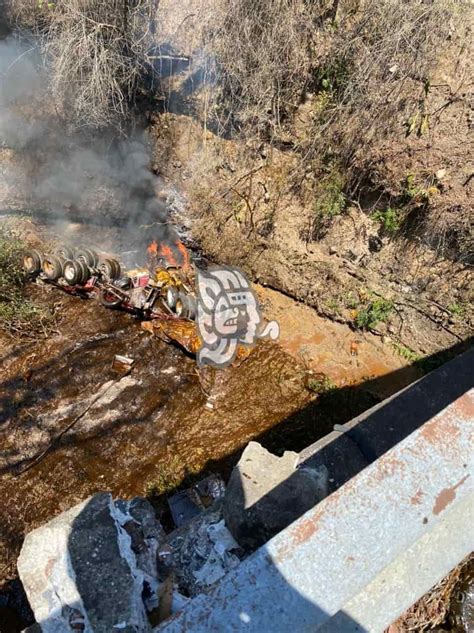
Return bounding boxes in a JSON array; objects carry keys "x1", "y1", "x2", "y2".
[
  {"x1": 162, "y1": 504, "x2": 241, "y2": 597},
  {"x1": 223, "y1": 441, "x2": 328, "y2": 549},
  {"x1": 18, "y1": 493, "x2": 154, "y2": 633}
]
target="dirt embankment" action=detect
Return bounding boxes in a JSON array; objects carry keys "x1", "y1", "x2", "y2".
[
  {"x1": 149, "y1": 103, "x2": 472, "y2": 360},
  {"x1": 146, "y1": 12, "x2": 473, "y2": 359}
]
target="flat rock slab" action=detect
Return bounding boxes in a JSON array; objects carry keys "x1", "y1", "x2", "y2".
[
  {"x1": 223, "y1": 441, "x2": 328, "y2": 549},
  {"x1": 18, "y1": 493, "x2": 151, "y2": 633}
]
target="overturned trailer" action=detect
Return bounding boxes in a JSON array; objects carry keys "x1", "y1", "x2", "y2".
[{"x1": 22, "y1": 244, "x2": 198, "y2": 321}]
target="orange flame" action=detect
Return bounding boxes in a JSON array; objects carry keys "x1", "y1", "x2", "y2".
[
  {"x1": 176, "y1": 240, "x2": 191, "y2": 270},
  {"x1": 147, "y1": 239, "x2": 158, "y2": 256},
  {"x1": 147, "y1": 239, "x2": 191, "y2": 270}
]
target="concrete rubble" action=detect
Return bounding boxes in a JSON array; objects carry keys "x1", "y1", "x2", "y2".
[
  {"x1": 18, "y1": 493, "x2": 158, "y2": 633},
  {"x1": 223, "y1": 441, "x2": 329, "y2": 549},
  {"x1": 18, "y1": 442, "x2": 328, "y2": 631}
]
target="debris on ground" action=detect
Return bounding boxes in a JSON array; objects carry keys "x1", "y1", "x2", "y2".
[
  {"x1": 391, "y1": 553, "x2": 474, "y2": 632},
  {"x1": 223, "y1": 441, "x2": 329, "y2": 550},
  {"x1": 16, "y1": 474, "x2": 235, "y2": 630},
  {"x1": 168, "y1": 474, "x2": 226, "y2": 528},
  {"x1": 18, "y1": 493, "x2": 157, "y2": 632},
  {"x1": 112, "y1": 354, "x2": 135, "y2": 374},
  {"x1": 162, "y1": 504, "x2": 242, "y2": 597},
  {"x1": 141, "y1": 318, "x2": 252, "y2": 364}
]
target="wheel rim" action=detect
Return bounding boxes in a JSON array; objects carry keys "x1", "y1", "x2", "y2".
[
  {"x1": 24, "y1": 256, "x2": 34, "y2": 270},
  {"x1": 43, "y1": 261, "x2": 54, "y2": 275},
  {"x1": 166, "y1": 287, "x2": 177, "y2": 308},
  {"x1": 64, "y1": 265, "x2": 75, "y2": 282}
]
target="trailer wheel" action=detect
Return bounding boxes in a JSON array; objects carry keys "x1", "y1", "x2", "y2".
[
  {"x1": 166, "y1": 285, "x2": 179, "y2": 309},
  {"x1": 175, "y1": 293, "x2": 197, "y2": 320},
  {"x1": 63, "y1": 259, "x2": 89, "y2": 285},
  {"x1": 99, "y1": 288, "x2": 123, "y2": 308},
  {"x1": 98, "y1": 258, "x2": 121, "y2": 280},
  {"x1": 76, "y1": 248, "x2": 99, "y2": 268},
  {"x1": 42, "y1": 254, "x2": 64, "y2": 281},
  {"x1": 186, "y1": 295, "x2": 197, "y2": 320},
  {"x1": 55, "y1": 245, "x2": 75, "y2": 260},
  {"x1": 22, "y1": 249, "x2": 42, "y2": 275}
]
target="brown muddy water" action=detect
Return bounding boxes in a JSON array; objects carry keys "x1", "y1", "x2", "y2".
[{"x1": 0, "y1": 215, "x2": 423, "y2": 630}]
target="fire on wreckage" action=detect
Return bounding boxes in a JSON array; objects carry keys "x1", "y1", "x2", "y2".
[{"x1": 21, "y1": 241, "x2": 251, "y2": 362}]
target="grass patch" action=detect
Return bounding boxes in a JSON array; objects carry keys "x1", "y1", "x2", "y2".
[
  {"x1": 0, "y1": 225, "x2": 51, "y2": 336},
  {"x1": 392, "y1": 341, "x2": 464, "y2": 375},
  {"x1": 307, "y1": 373, "x2": 337, "y2": 394}
]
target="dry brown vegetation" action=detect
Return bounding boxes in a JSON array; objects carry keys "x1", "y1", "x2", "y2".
[{"x1": 4, "y1": 0, "x2": 158, "y2": 128}]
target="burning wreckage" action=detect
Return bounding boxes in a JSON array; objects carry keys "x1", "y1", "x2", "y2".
[{"x1": 21, "y1": 239, "x2": 253, "y2": 363}]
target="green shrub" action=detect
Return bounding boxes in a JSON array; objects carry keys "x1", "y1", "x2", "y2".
[
  {"x1": 372, "y1": 208, "x2": 401, "y2": 234},
  {"x1": 0, "y1": 226, "x2": 50, "y2": 334},
  {"x1": 307, "y1": 374, "x2": 337, "y2": 394},
  {"x1": 355, "y1": 298, "x2": 393, "y2": 330},
  {"x1": 309, "y1": 168, "x2": 347, "y2": 241},
  {"x1": 314, "y1": 169, "x2": 346, "y2": 219}
]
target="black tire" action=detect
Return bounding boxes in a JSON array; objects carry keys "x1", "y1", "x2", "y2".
[
  {"x1": 116, "y1": 277, "x2": 131, "y2": 290},
  {"x1": 55, "y1": 245, "x2": 75, "y2": 260},
  {"x1": 175, "y1": 293, "x2": 197, "y2": 319},
  {"x1": 186, "y1": 294, "x2": 197, "y2": 320},
  {"x1": 23, "y1": 249, "x2": 42, "y2": 274},
  {"x1": 76, "y1": 247, "x2": 99, "y2": 268},
  {"x1": 63, "y1": 259, "x2": 89, "y2": 285},
  {"x1": 99, "y1": 287, "x2": 123, "y2": 308},
  {"x1": 166, "y1": 285, "x2": 179, "y2": 309},
  {"x1": 77, "y1": 260, "x2": 91, "y2": 284},
  {"x1": 42, "y1": 254, "x2": 64, "y2": 281},
  {"x1": 98, "y1": 258, "x2": 121, "y2": 281}
]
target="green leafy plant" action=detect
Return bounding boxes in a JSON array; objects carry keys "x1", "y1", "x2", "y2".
[
  {"x1": 372, "y1": 207, "x2": 401, "y2": 234},
  {"x1": 355, "y1": 298, "x2": 393, "y2": 330},
  {"x1": 313, "y1": 168, "x2": 346, "y2": 219},
  {"x1": 0, "y1": 225, "x2": 51, "y2": 334},
  {"x1": 391, "y1": 342, "x2": 421, "y2": 362},
  {"x1": 448, "y1": 303, "x2": 465, "y2": 318},
  {"x1": 404, "y1": 174, "x2": 439, "y2": 203},
  {"x1": 307, "y1": 374, "x2": 337, "y2": 394}
]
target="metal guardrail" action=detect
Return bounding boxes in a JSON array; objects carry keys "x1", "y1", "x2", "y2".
[{"x1": 159, "y1": 359, "x2": 473, "y2": 632}]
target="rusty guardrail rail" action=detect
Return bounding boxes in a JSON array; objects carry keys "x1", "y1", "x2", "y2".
[{"x1": 159, "y1": 349, "x2": 473, "y2": 632}]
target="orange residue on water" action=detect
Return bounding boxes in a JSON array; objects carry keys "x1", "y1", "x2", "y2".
[{"x1": 147, "y1": 239, "x2": 191, "y2": 269}]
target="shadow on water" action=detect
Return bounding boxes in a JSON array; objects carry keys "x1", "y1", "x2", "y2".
[{"x1": 0, "y1": 339, "x2": 472, "y2": 631}]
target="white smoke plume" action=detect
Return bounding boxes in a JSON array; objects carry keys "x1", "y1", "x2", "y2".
[{"x1": 0, "y1": 33, "x2": 176, "y2": 260}]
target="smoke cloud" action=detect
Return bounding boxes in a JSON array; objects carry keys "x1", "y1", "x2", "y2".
[{"x1": 0, "y1": 34, "x2": 176, "y2": 261}]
